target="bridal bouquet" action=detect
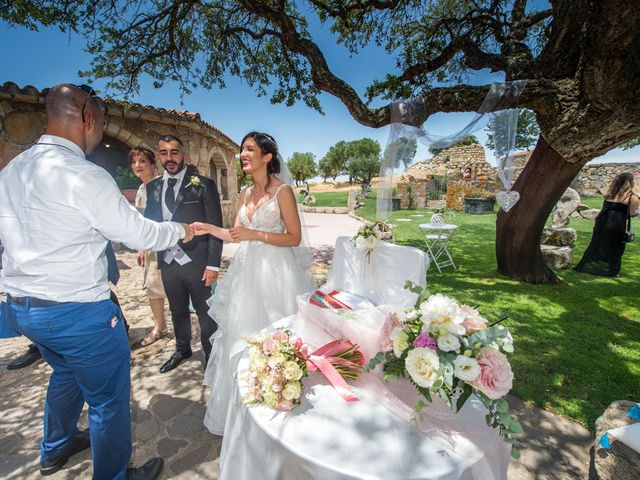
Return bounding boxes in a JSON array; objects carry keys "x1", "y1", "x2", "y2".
[
  {"x1": 367, "y1": 283, "x2": 522, "y2": 458},
  {"x1": 352, "y1": 221, "x2": 394, "y2": 256},
  {"x1": 244, "y1": 330, "x2": 307, "y2": 411},
  {"x1": 244, "y1": 329, "x2": 366, "y2": 411}
]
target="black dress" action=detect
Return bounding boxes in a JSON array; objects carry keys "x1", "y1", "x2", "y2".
[{"x1": 574, "y1": 199, "x2": 630, "y2": 276}]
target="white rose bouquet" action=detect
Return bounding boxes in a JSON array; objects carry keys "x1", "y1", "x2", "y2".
[
  {"x1": 352, "y1": 221, "x2": 394, "y2": 259},
  {"x1": 367, "y1": 282, "x2": 522, "y2": 458}
]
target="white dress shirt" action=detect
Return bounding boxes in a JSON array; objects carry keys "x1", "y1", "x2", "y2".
[
  {"x1": 161, "y1": 167, "x2": 188, "y2": 221},
  {"x1": 0, "y1": 135, "x2": 185, "y2": 302}
]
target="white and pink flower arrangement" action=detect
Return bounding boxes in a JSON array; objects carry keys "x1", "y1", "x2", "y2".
[
  {"x1": 244, "y1": 329, "x2": 366, "y2": 411},
  {"x1": 368, "y1": 283, "x2": 522, "y2": 458},
  {"x1": 352, "y1": 221, "x2": 394, "y2": 256}
]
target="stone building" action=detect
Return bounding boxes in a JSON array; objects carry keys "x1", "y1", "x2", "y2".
[
  {"x1": 405, "y1": 143, "x2": 639, "y2": 197},
  {"x1": 0, "y1": 82, "x2": 239, "y2": 226}
]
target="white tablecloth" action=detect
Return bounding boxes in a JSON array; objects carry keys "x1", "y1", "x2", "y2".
[
  {"x1": 326, "y1": 236, "x2": 429, "y2": 308},
  {"x1": 217, "y1": 236, "x2": 508, "y2": 480},
  {"x1": 218, "y1": 320, "x2": 510, "y2": 480}
]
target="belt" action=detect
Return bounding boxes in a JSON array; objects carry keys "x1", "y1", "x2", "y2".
[{"x1": 6, "y1": 294, "x2": 68, "y2": 308}]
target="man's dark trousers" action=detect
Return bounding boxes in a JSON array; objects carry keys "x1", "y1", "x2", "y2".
[{"x1": 161, "y1": 260, "x2": 216, "y2": 360}]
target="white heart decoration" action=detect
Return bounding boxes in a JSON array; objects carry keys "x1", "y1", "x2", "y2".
[{"x1": 496, "y1": 190, "x2": 520, "y2": 212}]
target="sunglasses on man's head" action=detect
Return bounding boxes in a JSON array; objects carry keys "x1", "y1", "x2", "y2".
[{"x1": 70, "y1": 84, "x2": 97, "y2": 124}]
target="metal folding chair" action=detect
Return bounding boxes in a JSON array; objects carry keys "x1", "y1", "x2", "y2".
[{"x1": 420, "y1": 215, "x2": 457, "y2": 273}]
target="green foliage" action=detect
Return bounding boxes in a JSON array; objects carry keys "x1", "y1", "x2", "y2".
[
  {"x1": 486, "y1": 109, "x2": 540, "y2": 152},
  {"x1": 0, "y1": 0, "x2": 555, "y2": 110},
  {"x1": 621, "y1": 137, "x2": 640, "y2": 150},
  {"x1": 344, "y1": 138, "x2": 381, "y2": 184},
  {"x1": 429, "y1": 135, "x2": 480, "y2": 156},
  {"x1": 383, "y1": 137, "x2": 417, "y2": 169},
  {"x1": 347, "y1": 155, "x2": 381, "y2": 185},
  {"x1": 115, "y1": 165, "x2": 140, "y2": 189},
  {"x1": 287, "y1": 152, "x2": 317, "y2": 185},
  {"x1": 319, "y1": 140, "x2": 349, "y2": 181}
]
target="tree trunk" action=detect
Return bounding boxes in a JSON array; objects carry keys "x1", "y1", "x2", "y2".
[{"x1": 495, "y1": 135, "x2": 585, "y2": 283}]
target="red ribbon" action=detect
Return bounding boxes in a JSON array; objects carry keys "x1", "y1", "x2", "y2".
[{"x1": 297, "y1": 339, "x2": 363, "y2": 402}]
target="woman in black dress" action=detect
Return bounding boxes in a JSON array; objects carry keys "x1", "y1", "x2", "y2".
[{"x1": 575, "y1": 173, "x2": 638, "y2": 276}]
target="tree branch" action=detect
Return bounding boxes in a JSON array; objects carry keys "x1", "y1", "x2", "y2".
[{"x1": 522, "y1": 9, "x2": 552, "y2": 28}]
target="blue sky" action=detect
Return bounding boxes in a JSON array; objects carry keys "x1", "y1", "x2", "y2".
[{"x1": 0, "y1": 16, "x2": 637, "y2": 169}]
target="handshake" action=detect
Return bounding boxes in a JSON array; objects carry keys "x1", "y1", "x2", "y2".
[
  {"x1": 180, "y1": 222, "x2": 254, "y2": 243},
  {"x1": 180, "y1": 222, "x2": 210, "y2": 242}
]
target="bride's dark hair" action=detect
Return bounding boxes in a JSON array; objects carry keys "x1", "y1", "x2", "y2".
[{"x1": 240, "y1": 131, "x2": 281, "y2": 191}]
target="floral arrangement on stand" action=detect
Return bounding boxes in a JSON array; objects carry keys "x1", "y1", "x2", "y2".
[
  {"x1": 244, "y1": 329, "x2": 366, "y2": 411},
  {"x1": 352, "y1": 220, "x2": 394, "y2": 256},
  {"x1": 367, "y1": 282, "x2": 522, "y2": 458}
]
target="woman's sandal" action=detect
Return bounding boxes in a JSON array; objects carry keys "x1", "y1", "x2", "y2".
[{"x1": 140, "y1": 328, "x2": 168, "y2": 347}]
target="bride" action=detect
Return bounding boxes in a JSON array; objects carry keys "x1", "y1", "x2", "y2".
[{"x1": 192, "y1": 131, "x2": 314, "y2": 435}]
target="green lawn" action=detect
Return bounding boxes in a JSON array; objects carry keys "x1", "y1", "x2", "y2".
[
  {"x1": 300, "y1": 190, "x2": 349, "y2": 207},
  {"x1": 355, "y1": 197, "x2": 639, "y2": 431}
]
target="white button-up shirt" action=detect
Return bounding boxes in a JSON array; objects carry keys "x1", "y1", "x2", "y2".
[
  {"x1": 0, "y1": 135, "x2": 185, "y2": 302},
  {"x1": 161, "y1": 167, "x2": 188, "y2": 221}
]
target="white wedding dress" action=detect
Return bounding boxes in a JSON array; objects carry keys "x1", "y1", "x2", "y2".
[{"x1": 203, "y1": 184, "x2": 314, "y2": 434}]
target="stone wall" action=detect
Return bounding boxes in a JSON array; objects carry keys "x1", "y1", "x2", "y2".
[
  {"x1": 0, "y1": 82, "x2": 239, "y2": 226},
  {"x1": 0, "y1": 99, "x2": 44, "y2": 170},
  {"x1": 406, "y1": 144, "x2": 496, "y2": 182},
  {"x1": 406, "y1": 144, "x2": 531, "y2": 187},
  {"x1": 575, "y1": 162, "x2": 640, "y2": 195},
  {"x1": 405, "y1": 143, "x2": 639, "y2": 197},
  {"x1": 397, "y1": 178, "x2": 428, "y2": 209}
]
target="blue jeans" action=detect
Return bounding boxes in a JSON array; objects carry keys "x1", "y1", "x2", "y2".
[{"x1": 5, "y1": 299, "x2": 131, "y2": 480}]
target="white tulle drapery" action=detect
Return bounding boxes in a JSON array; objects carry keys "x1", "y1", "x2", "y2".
[
  {"x1": 275, "y1": 153, "x2": 314, "y2": 271},
  {"x1": 377, "y1": 80, "x2": 528, "y2": 219}
]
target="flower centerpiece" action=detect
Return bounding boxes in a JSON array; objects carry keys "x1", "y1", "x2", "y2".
[
  {"x1": 367, "y1": 282, "x2": 522, "y2": 458},
  {"x1": 244, "y1": 329, "x2": 366, "y2": 411},
  {"x1": 352, "y1": 220, "x2": 394, "y2": 257}
]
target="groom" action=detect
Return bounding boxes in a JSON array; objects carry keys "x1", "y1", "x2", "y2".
[{"x1": 145, "y1": 135, "x2": 223, "y2": 373}]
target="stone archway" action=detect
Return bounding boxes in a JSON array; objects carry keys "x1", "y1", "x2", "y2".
[
  {"x1": 208, "y1": 150, "x2": 228, "y2": 200},
  {"x1": 88, "y1": 135, "x2": 131, "y2": 180}
]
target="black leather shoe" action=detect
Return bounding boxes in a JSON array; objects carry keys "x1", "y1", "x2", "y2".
[
  {"x1": 159, "y1": 351, "x2": 192, "y2": 373},
  {"x1": 7, "y1": 344, "x2": 43, "y2": 370},
  {"x1": 40, "y1": 430, "x2": 91, "y2": 476},
  {"x1": 127, "y1": 457, "x2": 164, "y2": 480}
]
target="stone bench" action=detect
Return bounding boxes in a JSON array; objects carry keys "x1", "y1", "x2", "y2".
[
  {"x1": 590, "y1": 400, "x2": 640, "y2": 480},
  {"x1": 300, "y1": 206, "x2": 348, "y2": 214}
]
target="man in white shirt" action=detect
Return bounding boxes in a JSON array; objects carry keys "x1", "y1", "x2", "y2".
[{"x1": 0, "y1": 84, "x2": 189, "y2": 480}]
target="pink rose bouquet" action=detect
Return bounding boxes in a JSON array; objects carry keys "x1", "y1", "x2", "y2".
[
  {"x1": 244, "y1": 329, "x2": 308, "y2": 411},
  {"x1": 367, "y1": 283, "x2": 521, "y2": 458},
  {"x1": 245, "y1": 329, "x2": 366, "y2": 411}
]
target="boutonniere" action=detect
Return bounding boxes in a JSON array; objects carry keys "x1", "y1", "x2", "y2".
[{"x1": 188, "y1": 176, "x2": 202, "y2": 188}]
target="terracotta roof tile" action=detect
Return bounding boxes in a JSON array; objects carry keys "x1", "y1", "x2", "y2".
[{"x1": 0, "y1": 81, "x2": 238, "y2": 150}]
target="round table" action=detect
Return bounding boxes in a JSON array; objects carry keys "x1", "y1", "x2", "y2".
[
  {"x1": 216, "y1": 320, "x2": 510, "y2": 480},
  {"x1": 418, "y1": 223, "x2": 458, "y2": 272}
]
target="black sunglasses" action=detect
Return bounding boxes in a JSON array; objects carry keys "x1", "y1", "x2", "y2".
[{"x1": 71, "y1": 84, "x2": 97, "y2": 124}]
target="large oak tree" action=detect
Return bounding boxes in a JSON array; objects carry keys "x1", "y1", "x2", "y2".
[{"x1": 5, "y1": 0, "x2": 639, "y2": 283}]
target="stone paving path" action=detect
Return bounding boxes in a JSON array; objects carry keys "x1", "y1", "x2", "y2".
[{"x1": 0, "y1": 213, "x2": 595, "y2": 479}]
